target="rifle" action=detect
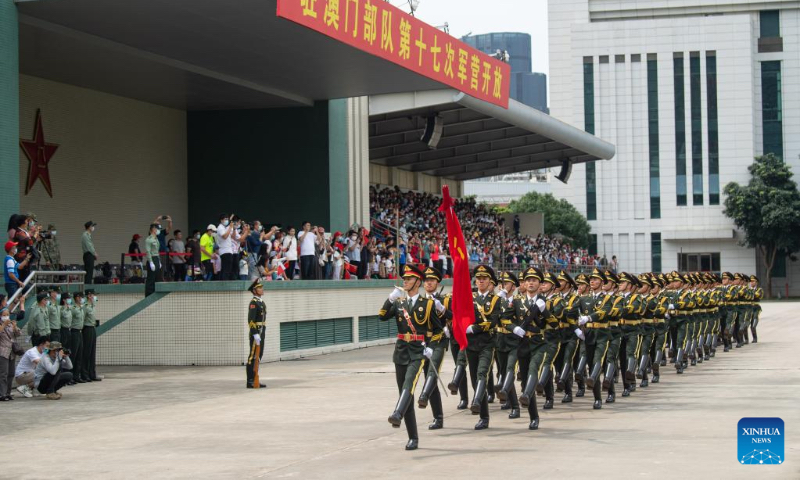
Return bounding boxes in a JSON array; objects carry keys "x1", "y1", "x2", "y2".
[{"x1": 253, "y1": 343, "x2": 261, "y2": 389}]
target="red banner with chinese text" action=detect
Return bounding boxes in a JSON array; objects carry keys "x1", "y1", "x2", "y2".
[{"x1": 277, "y1": 0, "x2": 511, "y2": 108}]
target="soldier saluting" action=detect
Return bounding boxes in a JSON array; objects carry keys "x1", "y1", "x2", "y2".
[
  {"x1": 379, "y1": 265, "x2": 436, "y2": 451},
  {"x1": 246, "y1": 279, "x2": 266, "y2": 389}
]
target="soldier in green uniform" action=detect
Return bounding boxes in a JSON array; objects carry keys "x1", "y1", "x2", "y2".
[
  {"x1": 59, "y1": 293, "x2": 73, "y2": 365},
  {"x1": 379, "y1": 265, "x2": 436, "y2": 450},
  {"x1": 47, "y1": 288, "x2": 61, "y2": 343},
  {"x1": 27, "y1": 292, "x2": 51, "y2": 347},
  {"x1": 246, "y1": 279, "x2": 267, "y2": 389},
  {"x1": 493, "y1": 271, "x2": 524, "y2": 420},
  {"x1": 537, "y1": 272, "x2": 564, "y2": 410},
  {"x1": 572, "y1": 273, "x2": 591, "y2": 397},
  {"x1": 720, "y1": 272, "x2": 737, "y2": 352},
  {"x1": 82, "y1": 289, "x2": 100, "y2": 382},
  {"x1": 517, "y1": 266, "x2": 548, "y2": 429},
  {"x1": 617, "y1": 272, "x2": 642, "y2": 397},
  {"x1": 667, "y1": 273, "x2": 693, "y2": 374},
  {"x1": 446, "y1": 308, "x2": 469, "y2": 410},
  {"x1": 649, "y1": 274, "x2": 669, "y2": 383},
  {"x1": 577, "y1": 268, "x2": 614, "y2": 410},
  {"x1": 417, "y1": 266, "x2": 449, "y2": 430},
  {"x1": 601, "y1": 271, "x2": 623, "y2": 403},
  {"x1": 687, "y1": 274, "x2": 703, "y2": 366},
  {"x1": 737, "y1": 273, "x2": 754, "y2": 345},
  {"x1": 466, "y1": 265, "x2": 501, "y2": 430},
  {"x1": 70, "y1": 292, "x2": 86, "y2": 382},
  {"x1": 636, "y1": 275, "x2": 657, "y2": 387},
  {"x1": 749, "y1": 275, "x2": 763, "y2": 343},
  {"x1": 555, "y1": 271, "x2": 580, "y2": 403},
  {"x1": 144, "y1": 224, "x2": 162, "y2": 297}
]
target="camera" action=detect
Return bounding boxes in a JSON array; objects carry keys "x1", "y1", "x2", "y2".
[
  {"x1": 161, "y1": 215, "x2": 168, "y2": 220},
  {"x1": 62, "y1": 348, "x2": 71, "y2": 356}
]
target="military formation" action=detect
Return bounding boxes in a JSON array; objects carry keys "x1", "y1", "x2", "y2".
[{"x1": 379, "y1": 264, "x2": 763, "y2": 450}]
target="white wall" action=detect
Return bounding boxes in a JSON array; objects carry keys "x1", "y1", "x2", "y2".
[{"x1": 18, "y1": 75, "x2": 187, "y2": 265}]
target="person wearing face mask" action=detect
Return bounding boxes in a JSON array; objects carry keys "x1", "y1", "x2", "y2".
[
  {"x1": 14, "y1": 214, "x2": 39, "y2": 283},
  {"x1": 216, "y1": 214, "x2": 237, "y2": 281},
  {"x1": 82, "y1": 221, "x2": 98, "y2": 284},
  {"x1": 170, "y1": 230, "x2": 187, "y2": 282},
  {"x1": 144, "y1": 224, "x2": 163, "y2": 297},
  {"x1": 26, "y1": 292, "x2": 51, "y2": 347},
  {"x1": 185, "y1": 230, "x2": 201, "y2": 280},
  {"x1": 5, "y1": 240, "x2": 32, "y2": 297},
  {"x1": 81, "y1": 290, "x2": 101, "y2": 382},
  {"x1": 59, "y1": 293, "x2": 73, "y2": 355},
  {"x1": 47, "y1": 287, "x2": 62, "y2": 343},
  {"x1": 69, "y1": 292, "x2": 86, "y2": 383},
  {"x1": 0, "y1": 295, "x2": 23, "y2": 401},
  {"x1": 33, "y1": 341, "x2": 73, "y2": 399}
]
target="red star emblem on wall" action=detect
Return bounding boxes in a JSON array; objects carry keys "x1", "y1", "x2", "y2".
[{"x1": 20, "y1": 109, "x2": 59, "y2": 198}]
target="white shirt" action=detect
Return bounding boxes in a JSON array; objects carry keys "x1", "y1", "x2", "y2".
[
  {"x1": 15, "y1": 347, "x2": 41, "y2": 376},
  {"x1": 283, "y1": 236, "x2": 298, "y2": 261},
  {"x1": 216, "y1": 224, "x2": 234, "y2": 255},
  {"x1": 299, "y1": 231, "x2": 317, "y2": 256}
]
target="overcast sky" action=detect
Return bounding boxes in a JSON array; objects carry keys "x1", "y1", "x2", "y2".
[{"x1": 405, "y1": 0, "x2": 549, "y2": 75}]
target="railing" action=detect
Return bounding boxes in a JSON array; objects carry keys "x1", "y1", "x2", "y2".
[
  {"x1": 7, "y1": 270, "x2": 86, "y2": 313},
  {"x1": 120, "y1": 252, "x2": 193, "y2": 282}
]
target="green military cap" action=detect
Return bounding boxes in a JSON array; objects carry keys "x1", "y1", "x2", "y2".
[
  {"x1": 668, "y1": 271, "x2": 682, "y2": 283},
  {"x1": 85, "y1": 289, "x2": 95, "y2": 295},
  {"x1": 500, "y1": 271, "x2": 519, "y2": 287},
  {"x1": 522, "y1": 266, "x2": 544, "y2": 281},
  {"x1": 472, "y1": 264, "x2": 497, "y2": 285},
  {"x1": 542, "y1": 272, "x2": 561, "y2": 288},
  {"x1": 733, "y1": 272, "x2": 745, "y2": 281},
  {"x1": 749, "y1": 275, "x2": 759, "y2": 283},
  {"x1": 617, "y1": 272, "x2": 637, "y2": 285},
  {"x1": 721, "y1": 272, "x2": 734, "y2": 280},
  {"x1": 424, "y1": 266, "x2": 443, "y2": 282},
  {"x1": 558, "y1": 270, "x2": 577, "y2": 289},
  {"x1": 657, "y1": 273, "x2": 668, "y2": 286},
  {"x1": 248, "y1": 279, "x2": 264, "y2": 293},
  {"x1": 637, "y1": 274, "x2": 652, "y2": 287},
  {"x1": 48, "y1": 341, "x2": 63, "y2": 350},
  {"x1": 575, "y1": 273, "x2": 589, "y2": 285},
  {"x1": 36, "y1": 292, "x2": 48, "y2": 302},
  {"x1": 604, "y1": 270, "x2": 619, "y2": 285},
  {"x1": 49, "y1": 286, "x2": 61, "y2": 293},
  {"x1": 589, "y1": 268, "x2": 606, "y2": 282},
  {"x1": 403, "y1": 264, "x2": 425, "y2": 280}
]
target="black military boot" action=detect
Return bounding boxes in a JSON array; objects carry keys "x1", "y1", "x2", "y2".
[
  {"x1": 474, "y1": 417, "x2": 489, "y2": 430},
  {"x1": 751, "y1": 326, "x2": 758, "y2": 343},
  {"x1": 519, "y1": 374, "x2": 537, "y2": 407},
  {"x1": 652, "y1": 362, "x2": 660, "y2": 383},
  {"x1": 575, "y1": 375, "x2": 586, "y2": 397},
  {"x1": 675, "y1": 348, "x2": 685, "y2": 374},
  {"x1": 637, "y1": 354, "x2": 649, "y2": 379},
  {"x1": 496, "y1": 372, "x2": 514, "y2": 403},
  {"x1": 562, "y1": 372, "x2": 573, "y2": 403},
  {"x1": 449, "y1": 366, "x2": 465, "y2": 395},
  {"x1": 669, "y1": 348, "x2": 676, "y2": 364},
  {"x1": 535, "y1": 364, "x2": 551, "y2": 395},
  {"x1": 586, "y1": 362, "x2": 602, "y2": 389},
  {"x1": 389, "y1": 390, "x2": 413, "y2": 427},
  {"x1": 696, "y1": 342, "x2": 704, "y2": 363},
  {"x1": 457, "y1": 373, "x2": 469, "y2": 409},
  {"x1": 500, "y1": 400, "x2": 512, "y2": 410},
  {"x1": 507, "y1": 386, "x2": 520, "y2": 418},
  {"x1": 543, "y1": 397, "x2": 554, "y2": 409},
  {"x1": 622, "y1": 387, "x2": 630, "y2": 397},
  {"x1": 574, "y1": 355, "x2": 587, "y2": 382},
  {"x1": 557, "y1": 363, "x2": 570, "y2": 392},
  {"x1": 487, "y1": 374, "x2": 495, "y2": 403},
  {"x1": 593, "y1": 399, "x2": 602, "y2": 410},
  {"x1": 428, "y1": 416, "x2": 443, "y2": 430},
  {"x1": 470, "y1": 379, "x2": 488, "y2": 415},
  {"x1": 625, "y1": 357, "x2": 637, "y2": 382},
  {"x1": 602, "y1": 363, "x2": 616, "y2": 391},
  {"x1": 743, "y1": 329, "x2": 750, "y2": 345},
  {"x1": 457, "y1": 399, "x2": 468, "y2": 410},
  {"x1": 735, "y1": 331, "x2": 743, "y2": 348},
  {"x1": 417, "y1": 375, "x2": 436, "y2": 408},
  {"x1": 528, "y1": 399, "x2": 540, "y2": 430},
  {"x1": 606, "y1": 383, "x2": 616, "y2": 403},
  {"x1": 710, "y1": 334, "x2": 718, "y2": 356}
]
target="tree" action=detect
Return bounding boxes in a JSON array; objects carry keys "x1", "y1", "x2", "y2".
[
  {"x1": 506, "y1": 191, "x2": 592, "y2": 247},
  {"x1": 723, "y1": 154, "x2": 800, "y2": 298}
]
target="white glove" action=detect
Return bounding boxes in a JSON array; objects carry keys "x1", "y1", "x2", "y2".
[
  {"x1": 434, "y1": 299, "x2": 445, "y2": 314},
  {"x1": 466, "y1": 325, "x2": 476, "y2": 334},
  {"x1": 149, "y1": 261, "x2": 156, "y2": 271},
  {"x1": 668, "y1": 303, "x2": 675, "y2": 310},
  {"x1": 388, "y1": 286, "x2": 404, "y2": 302},
  {"x1": 574, "y1": 328, "x2": 585, "y2": 341},
  {"x1": 497, "y1": 289, "x2": 507, "y2": 299},
  {"x1": 513, "y1": 326, "x2": 525, "y2": 337},
  {"x1": 423, "y1": 347, "x2": 433, "y2": 359},
  {"x1": 535, "y1": 298, "x2": 546, "y2": 311},
  {"x1": 578, "y1": 315, "x2": 590, "y2": 326},
  {"x1": 665, "y1": 313, "x2": 671, "y2": 320},
  {"x1": 253, "y1": 334, "x2": 261, "y2": 345},
  {"x1": 443, "y1": 326, "x2": 450, "y2": 338}
]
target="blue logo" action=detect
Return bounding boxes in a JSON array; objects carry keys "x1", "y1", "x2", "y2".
[{"x1": 738, "y1": 417, "x2": 784, "y2": 465}]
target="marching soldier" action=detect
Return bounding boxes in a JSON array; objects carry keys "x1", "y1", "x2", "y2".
[
  {"x1": 617, "y1": 272, "x2": 642, "y2": 398},
  {"x1": 466, "y1": 265, "x2": 501, "y2": 430},
  {"x1": 379, "y1": 265, "x2": 436, "y2": 450},
  {"x1": 577, "y1": 268, "x2": 613, "y2": 410},
  {"x1": 246, "y1": 279, "x2": 267, "y2": 389},
  {"x1": 720, "y1": 272, "x2": 737, "y2": 352},
  {"x1": 537, "y1": 272, "x2": 564, "y2": 410},
  {"x1": 649, "y1": 274, "x2": 669, "y2": 383},
  {"x1": 667, "y1": 272, "x2": 693, "y2": 374},
  {"x1": 738, "y1": 273, "x2": 754, "y2": 345},
  {"x1": 636, "y1": 275, "x2": 657, "y2": 387},
  {"x1": 417, "y1": 267, "x2": 449, "y2": 430},
  {"x1": 555, "y1": 271, "x2": 580, "y2": 403},
  {"x1": 494, "y1": 271, "x2": 523, "y2": 420},
  {"x1": 601, "y1": 271, "x2": 623, "y2": 403},
  {"x1": 517, "y1": 266, "x2": 548, "y2": 429},
  {"x1": 573, "y1": 273, "x2": 591, "y2": 397},
  {"x1": 749, "y1": 275, "x2": 763, "y2": 343}
]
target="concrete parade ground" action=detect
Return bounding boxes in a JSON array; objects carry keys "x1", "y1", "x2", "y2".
[{"x1": 1, "y1": 302, "x2": 798, "y2": 480}]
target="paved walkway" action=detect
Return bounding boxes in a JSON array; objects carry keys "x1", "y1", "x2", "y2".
[{"x1": 1, "y1": 302, "x2": 797, "y2": 479}]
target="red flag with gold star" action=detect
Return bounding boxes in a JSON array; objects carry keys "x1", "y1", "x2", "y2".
[
  {"x1": 20, "y1": 109, "x2": 59, "y2": 198},
  {"x1": 438, "y1": 185, "x2": 475, "y2": 348}
]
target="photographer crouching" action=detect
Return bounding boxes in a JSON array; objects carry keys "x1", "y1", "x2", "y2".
[{"x1": 33, "y1": 341, "x2": 73, "y2": 400}]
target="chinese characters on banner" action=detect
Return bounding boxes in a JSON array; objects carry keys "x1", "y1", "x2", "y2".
[{"x1": 277, "y1": 0, "x2": 511, "y2": 108}]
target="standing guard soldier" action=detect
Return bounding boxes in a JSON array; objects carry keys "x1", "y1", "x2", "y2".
[
  {"x1": 379, "y1": 265, "x2": 436, "y2": 450},
  {"x1": 70, "y1": 292, "x2": 86, "y2": 383},
  {"x1": 47, "y1": 288, "x2": 61, "y2": 344},
  {"x1": 517, "y1": 266, "x2": 548, "y2": 429},
  {"x1": 537, "y1": 272, "x2": 563, "y2": 410},
  {"x1": 417, "y1": 267, "x2": 449, "y2": 430},
  {"x1": 555, "y1": 271, "x2": 580, "y2": 403},
  {"x1": 59, "y1": 293, "x2": 72, "y2": 358},
  {"x1": 246, "y1": 280, "x2": 267, "y2": 389},
  {"x1": 749, "y1": 275, "x2": 762, "y2": 343},
  {"x1": 494, "y1": 271, "x2": 523, "y2": 420},
  {"x1": 601, "y1": 271, "x2": 624, "y2": 403},
  {"x1": 577, "y1": 268, "x2": 613, "y2": 410},
  {"x1": 466, "y1": 265, "x2": 501, "y2": 430},
  {"x1": 81, "y1": 290, "x2": 100, "y2": 382},
  {"x1": 636, "y1": 275, "x2": 656, "y2": 387},
  {"x1": 617, "y1": 272, "x2": 642, "y2": 398}
]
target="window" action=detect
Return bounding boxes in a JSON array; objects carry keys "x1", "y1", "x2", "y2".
[
  {"x1": 690, "y1": 53, "x2": 703, "y2": 205},
  {"x1": 584, "y1": 57, "x2": 597, "y2": 220},
  {"x1": 647, "y1": 54, "x2": 661, "y2": 218},
  {"x1": 760, "y1": 10, "x2": 780, "y2": 38},
  {"x1": 762, "y1": 61, "x2": 783, "y2": 159},
  {"x1": 589, "y1": 234, "x2": 598, "y2": 257},
  {"x1": 678, "y1": 252, "x2": 720, "y2": 272},
  {"x1": 674, "y1": 53, "x2": 687, "y2": 206},
  {"x1": 651, "y1": 233, "x2": 662, "y2": 273},
  {"x1": 707, "y1": 52, "x2": 720, "y2": 205}
]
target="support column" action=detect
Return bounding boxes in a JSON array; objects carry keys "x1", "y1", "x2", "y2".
[
  {"x1": 0, "y1": 0, "x2": 19, "y2": 222},
  {"x1": 328, "y1": 97, "x2": 369, "y2": 233}
]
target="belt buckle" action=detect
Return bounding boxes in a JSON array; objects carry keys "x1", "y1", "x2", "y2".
[{"x1": 403, "y1": 333, "x2": 412, "y2": 342}]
